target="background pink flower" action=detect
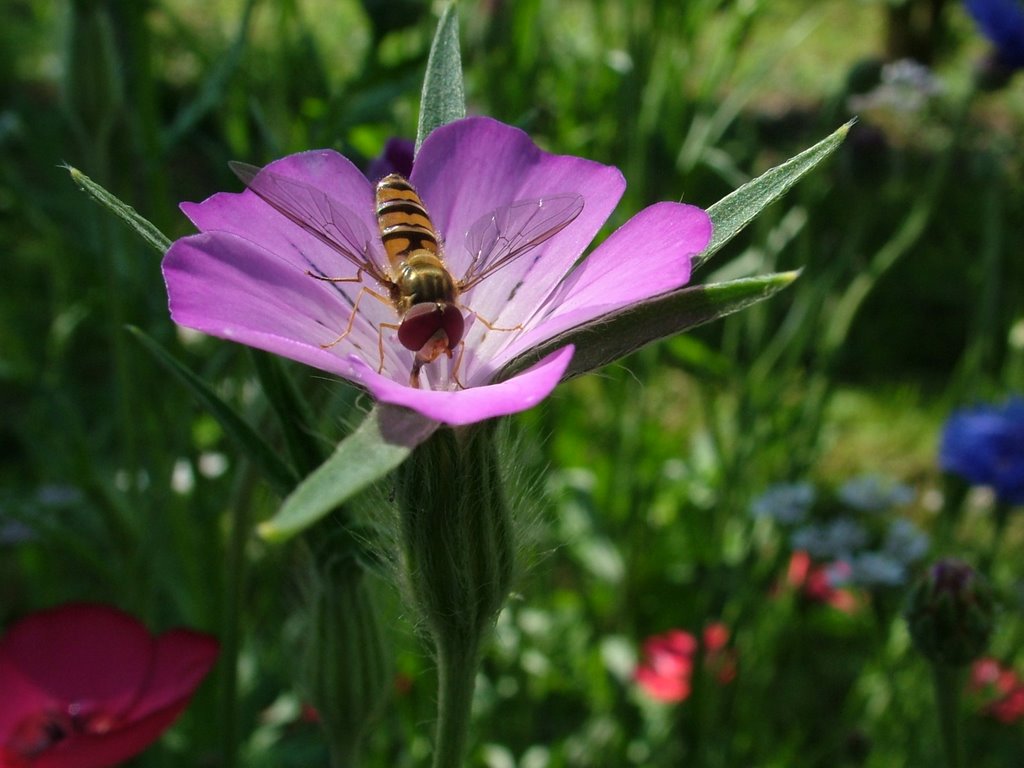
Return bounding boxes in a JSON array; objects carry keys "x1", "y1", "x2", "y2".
[
  {"x1": 786, "y1": 551, "x2": 860, "y2": 614},
  {"x1": 635, "y1": 624, "x2": 736, "y2": 703},
  {"x1": 0, "y1": 604, "x2": 218, "y2": 768},
  {"x1": 970, "y1": 657, "x2": 1024, "y2": 724}
]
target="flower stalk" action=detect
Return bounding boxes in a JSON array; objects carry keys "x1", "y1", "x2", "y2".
[
  {"x1": 906, "y1": 560, "x2": 996, "y2": 767},
  {"x1": 396, "y1": 425, "x2": 514, "y2": 768}
]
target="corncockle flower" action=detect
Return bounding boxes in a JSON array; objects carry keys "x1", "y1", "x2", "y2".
[
  {"x1": 940, "y1": 397, "x2": 1024, "y2": 505},
  {"x1": 965, "y1": 0, "x2": 1024, "y2": 71},
  {"x1": 635, "y1": 630, "x2": 696, "y2": 702},
  {"x1": 0, "y1": 603, "x2": 218, "y2": 768},
  {"x1": 970, "y1": 658, "x2": 1024, "y2": 724},
  {"x1": 838, "y1": 474, "x2": 914, "y2": 513},
  {"x1": 786, "y1": 552, "x2": 859, "y2": 613},
  {"x1": 985, "y1": 683, "x2": 1024, "y2": 723},
  {"x1": 163, "y1": 117, "x2": 712, "y2": 426},
  {"x1": 365, "y1": 137, "x2": 414, "y2": 180},
  {"x1": 635, "y1": 624, "x2": 736, "y2": 703},
  {"x1": 748, "y1": 482, "x2": 815, "y2": 525}
]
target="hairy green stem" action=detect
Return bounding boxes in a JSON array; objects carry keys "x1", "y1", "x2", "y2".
[{"x1": 433, "y1": 638, "x2": 480, "y2": 768}]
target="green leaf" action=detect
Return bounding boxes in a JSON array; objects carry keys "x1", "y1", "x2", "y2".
[
  {"x1": 498, "y1": 272, "x2": 800, "y2": 382},
  {"x1": 259, "y1": 406, "x2": 438, "y2": 542},
  {"x1": 128, "y1": 327, "x2": 299, "y2": 496},
  {"x1": 696, "y1": 121, "x2": 852, "y2": 271},
  {"x1": 65, "y1": 165, "x2": 172, "y2": 255},
  {"x1": 415, "y1": 3, "x2": 465, "y2": 154}
]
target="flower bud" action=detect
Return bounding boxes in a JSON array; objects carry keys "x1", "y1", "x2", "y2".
[
  {"x1": 905, "y1": 559, "x2": 996, "y2": 667},
  {"x1": 298, "y1": 548, "x2": 391, "y2": 765}
]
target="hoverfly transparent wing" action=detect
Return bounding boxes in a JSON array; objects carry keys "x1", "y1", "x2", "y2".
[
  {"x1": 459, "y1": 193, "x2": 584, "y2": 292},
  {"x1": 229, "y1": 161, "x2": 391, "y2": 285}
]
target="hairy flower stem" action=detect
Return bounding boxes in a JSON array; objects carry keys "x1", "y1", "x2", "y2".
[
  {"x1": 931, "y1": 664, "x2": 964, "y2": 768},
  {"x1": 433, "y1": 637, "x2": 480, "y2": 768},
  {"x1": 397, "y1": 424, "x2": 515, "y2": 768}
]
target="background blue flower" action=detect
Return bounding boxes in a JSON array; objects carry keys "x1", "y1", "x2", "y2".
[
  {"x1": 965, "y1": 0, "x2": 1024, "y2": 69},
  {"x1": 940, "y1": 397, "x2": 1024, "y2": 505}
]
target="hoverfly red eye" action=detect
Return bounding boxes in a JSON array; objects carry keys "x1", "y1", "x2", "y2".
[
  {"x1": 439, "y1": 304, "x2": 464, "y2": 350},
  {"x1": 398, "y1": 303, "x2": 445, "y2": 352},
  {"x1": 399, "y1": 303, "x2": 466, "y2": 352}
]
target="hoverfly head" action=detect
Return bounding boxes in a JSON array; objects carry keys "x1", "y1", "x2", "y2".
[{"x1": 398, "y1": 302, "x2": 465, "y2": 356}]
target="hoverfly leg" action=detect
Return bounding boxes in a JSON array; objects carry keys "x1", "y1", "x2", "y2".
[
  {"x1": 378, "y1": 321, "x2": 401, "y2": 376},
  {"x1": 449, "y1": 340, "x2": 468, "y2": 390},
  {"x1": 463, "y1": 306, "x2": 524, "y2": 335},
  {"x1": 408, "y1": 357, "x2": 425, "y2": 389},
  {"x1": 306, "y1": 265, "x2": 364, "y2": 283},
  {"x1": 319, "y1": 285, "x2": 392, "y2": 350}
]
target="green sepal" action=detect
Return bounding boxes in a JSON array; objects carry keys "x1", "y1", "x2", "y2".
[
  {"x1": 259, "y1": 405, "x2": 438, "y2": 542},
  {"x1": 498, "y1": 271, "x2": 800, "y2": 382},
  {"x1": 128, "y1": 326, "x2": 299, "y2": 497},
  {"x1": 248, "y1": 351, "x2": 327, "y2": 477},
  {"x1": 415, "y1": 3, "x2": 465, "y2": 154},
  {"x1": 696, "y1": 121, "x2": 852, "y2": 271},
  {"x1": 66, "y1": 165, "x2": 172, "y2": 255}
]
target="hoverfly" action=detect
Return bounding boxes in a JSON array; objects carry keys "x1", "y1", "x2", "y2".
[{"x1": 230, "y1": 161, "x2": 584, "y2": 388}]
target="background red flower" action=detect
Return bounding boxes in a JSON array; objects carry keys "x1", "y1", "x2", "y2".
[{"x1": 0, "y1": 604, "x2": 218, "y2": 768}]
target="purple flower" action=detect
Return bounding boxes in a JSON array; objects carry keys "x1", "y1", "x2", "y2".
[
  {"x1": 162, "y1": 117, "x2": 712, "y2": 426},
  {"x1": 965, "y1": 0, "x2": 1024, "y2": 70},
  {"x1": 940, "y1": 397, "x2": 1024, "y2": 505},
  {"x1": 365, "y1": 137, "x2": 415, "y2": 180}
]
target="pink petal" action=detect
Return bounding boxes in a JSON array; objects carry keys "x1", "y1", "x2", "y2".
[
  {"x1": 28, "y1": 703, "x2": 200, "y2": 768},
  {"x1": 125, "y1": 630, "x2": 219, "y2": 720},
  {"x1": 411, "y1": 118, "x2": 625, "y2": 352},
  {"x1": 0, "y1": 658, "x2": 53, "y2": 742},
  {"x1": 0, "y1": 605, "x2": 155, "y2": 718},
  {"x1": 493, "y1": 202, "x2": 711, "y2": 370},
  {"x1": 181, "y1": 149, "x2": 381, "y2": 279},
  {"x1": 349, "y1": 346, "x2": 575, "y2": 426},
  {"x1": 163, "y1": 232, "x2": 409, "y2": 379},
  {"x1": 635, "y1": 667, "x2": 691, "y2": 703},
  {"x1": 0, "y1": 609, "x2": 216, "y2": 768},
  {"x1": 702, "y1": 622, "x2": 730, "y2": 653}
]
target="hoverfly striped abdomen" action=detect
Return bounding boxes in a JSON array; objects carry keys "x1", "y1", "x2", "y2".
[{"x1": 375, "y1": 174, "x2": 439, "y2": 259}]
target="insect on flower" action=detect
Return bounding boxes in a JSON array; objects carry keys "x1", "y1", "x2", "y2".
[{"x1": 229, "y1": 163, "x2": 583, "y2": 389}]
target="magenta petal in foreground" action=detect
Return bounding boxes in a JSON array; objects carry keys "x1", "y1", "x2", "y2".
[
  {"x1": 162, "y1": 116, "x2": 713, "y2": 426},
  {"x1": 494, "y1": 202, "x2": 712, "y2": 369},
  {"x1": 350, "y1": 346, "x2": 575, "y2": 426}
]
